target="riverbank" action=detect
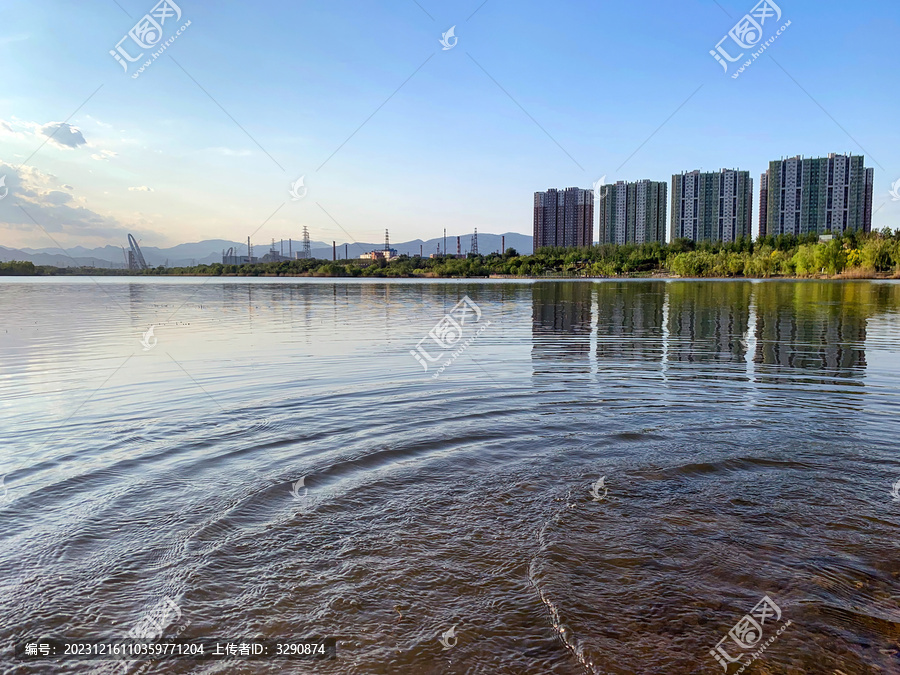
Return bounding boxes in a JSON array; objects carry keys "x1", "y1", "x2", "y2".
[{"x1": 4, "y1": 230, "x2": 899, "y2": 280}]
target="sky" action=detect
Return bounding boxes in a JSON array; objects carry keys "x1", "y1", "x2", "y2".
[{"x1": 0, "y1": 0, "x2": 898, "y2": 251}]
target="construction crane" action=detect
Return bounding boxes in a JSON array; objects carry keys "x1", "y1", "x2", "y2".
[{"x1": 126, "y1": 234, "x2": 149, "y2": 270}]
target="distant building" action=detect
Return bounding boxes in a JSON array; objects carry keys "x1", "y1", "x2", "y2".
[
  {"x1": 222, "y1": 245, "x2": 257, "y2": 265},
  {"x1": 359, "y1": 248, "x2": 399, "y2": 260},
  {"x1": 670, "y1": 169, "x2": 752, "y2": 243},
  {"x1": 761, "y1": 154, "x2": 874, "y2": 236},
  {"x1": 533, "y1": 187, "x2": 594, "y2": 249},
  {"x1": 260, "y1": 243, "x2": 292, "y2": 263},
  {"x1": 223, "y1": 254, "x2": 257, "y2": 265},
  {"x1": 598, "y1": 180, "x2": 667, "y2": 245}
]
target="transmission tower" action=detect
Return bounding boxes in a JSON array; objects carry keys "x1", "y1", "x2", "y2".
[
  {"x1": 302, "y1": 226, "x2": 312, "y2": 259},
  {"x1": 471, "y1": 228, "x2": 478, "y2": 255}
]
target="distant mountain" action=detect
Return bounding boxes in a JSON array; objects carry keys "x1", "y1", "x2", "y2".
[
  {"x1": 0, "y1": 245, "x2": 118, "y2": 268},
  {"x1": 2, "y1": 232, "x2": 533, "y2": 268}
]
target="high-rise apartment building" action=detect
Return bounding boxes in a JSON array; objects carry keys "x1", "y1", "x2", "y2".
[
  {"x1": 598, "y1": 180, "x2": 667, "y2": 245},
  {"x1": 670, "y1": 169, "x2": 753, "y2": 243},
  {"x1": 759, "y1": 171, "x2": 768, "y2": 238},
  {"x1": 533, "y1": 187, "x2": 594, "y2": 249},
  {"x1": 761, "y1": 154, "x2": 874, "y2": 236}
]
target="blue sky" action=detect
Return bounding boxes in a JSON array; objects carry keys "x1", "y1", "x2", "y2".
[{"x1": 0, "y1": 0, "x2": 897, "y2": 250}]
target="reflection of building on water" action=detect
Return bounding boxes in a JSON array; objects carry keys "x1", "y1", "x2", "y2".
[
  {"x1": 752, "y1": 283, "x2": 868, "y2": 375},
  {"x1": 595, "y1": 282, "x2": 666, "y2": 362},
  {"x1": 530, "y1": 282, "x2": 755, "y2": 375},
  {"x1": 531, "y1": 282, "x2": 593, "y2": 373},
  {"x1": 529, "y1": 282, "x2": 893, "y2": 383},
  {"x1": 666, "y1": 282, "x2": 751, "y2": 364}
]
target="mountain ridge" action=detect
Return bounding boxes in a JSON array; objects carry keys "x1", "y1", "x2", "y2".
[{"x1": 1, "y1": 233, "x2": 533, "y2": 268}]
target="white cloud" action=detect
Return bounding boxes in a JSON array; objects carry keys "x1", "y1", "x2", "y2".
[
  {"x1": 0, "y1": 161, "x2": 145, "y2": 242},
  {"x1": 38, "y1": 122, "x2": 87, "y2": 149},
  {"x1": 91, "y1": 150, "x2": 118, "y2": 161},
  {"x1": 128, "y1": 186, "x2": 154, "y2": 192},
  {"x1": 84, "y1": 115, "x2": 113, "y2": 129},
  {"x1": 0, "y1": 119, "x2": 28, "y2": 140}
]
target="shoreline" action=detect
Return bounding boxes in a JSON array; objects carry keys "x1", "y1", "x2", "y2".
[{"x1": 3, "y1": 270, "x2": 900, "y2": 281}]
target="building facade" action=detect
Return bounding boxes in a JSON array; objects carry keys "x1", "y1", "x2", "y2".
[
  {"x1": 761, "y1": 154, "x2": 874, "y2": 236},
  {"x1": 533, "y1": 187, "x2": 594, "y2": 249},
  {"x1": 598, "y1": 180, "x2": 667, "y2": 245},
  {"x1": 670, "y1": 169, "x2": 753, "y2": 243},
  {"x1": 759, "y1": 171, "x2": 768, "y2": 238}
]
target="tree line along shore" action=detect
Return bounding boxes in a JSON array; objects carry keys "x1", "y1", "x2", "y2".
[{"x1": 4, "y1": 230, "x2": 900, "y2": 279}]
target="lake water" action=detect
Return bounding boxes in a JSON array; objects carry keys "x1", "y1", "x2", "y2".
[{"x1": 2, "y1": 278, "x2": 900, "y2": 674}]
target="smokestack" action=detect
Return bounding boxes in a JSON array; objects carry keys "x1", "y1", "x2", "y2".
[
  {"x1": 443, "y1": 229, "x2": 446, "y2": 257},
  {"x1": 281, "y1": 239, "x2": 284, "y2": 256},
  {"x1": 502, "y1": 235, "x2": 505, "y2": 253},
  {"x1": 457, "y1": 236, "x2": 460, "y2": 256},
  {"x1": 289, "y1": 238, "x2": 292, "y2": 257},
  {"x1": 420, "y1": 244, "x2": 423, "y2": 257},
  {"x1": 248, "y1": 236, "x2": 251, "y2": 261},
  {"x1": 333, "y1": 241, "x2": 336, "y2": 261},
  {"x1": 345, "y1": 243, "x2": 348, "y2": 259}
]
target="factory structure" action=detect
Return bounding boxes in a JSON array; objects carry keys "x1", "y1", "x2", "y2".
[
  {"x1": 222, "y1": 226, "x2": 314, "y2": 265},
  {"x1": 117, "y1": 226, "x2": 504, "y2": 271},
  {"x1": 359, "y1": 230, "x2": 399, "y2": 260},
  {"x1": 429, "y1": 228, "x2": 484, "y2": 259},
  {"x1": 217, "y1": 227, "x2": 490, "y2": 265}
]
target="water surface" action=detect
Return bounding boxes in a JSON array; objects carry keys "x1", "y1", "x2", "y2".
[{"x1": 2, "y1": 278, "x2": 900, "y2": 674}]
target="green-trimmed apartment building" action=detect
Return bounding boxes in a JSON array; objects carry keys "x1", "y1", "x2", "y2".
[
  {"x1": 670, "y1": 169, "x2": 753, "y2": 243},
  {"x1": 759, "y1": 154, "x2": 874, "y2": 237},
  {"x1": 597, "y1": 180, "x2": 667, "y2": 245}
]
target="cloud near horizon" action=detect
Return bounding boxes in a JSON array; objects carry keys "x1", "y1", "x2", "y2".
[
  {"x1": 0, "y1": 161, "x2": 157, "y2": 246},
  {"x1": 128, "y1": 186, "x2": 154, "y2": 192}
]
